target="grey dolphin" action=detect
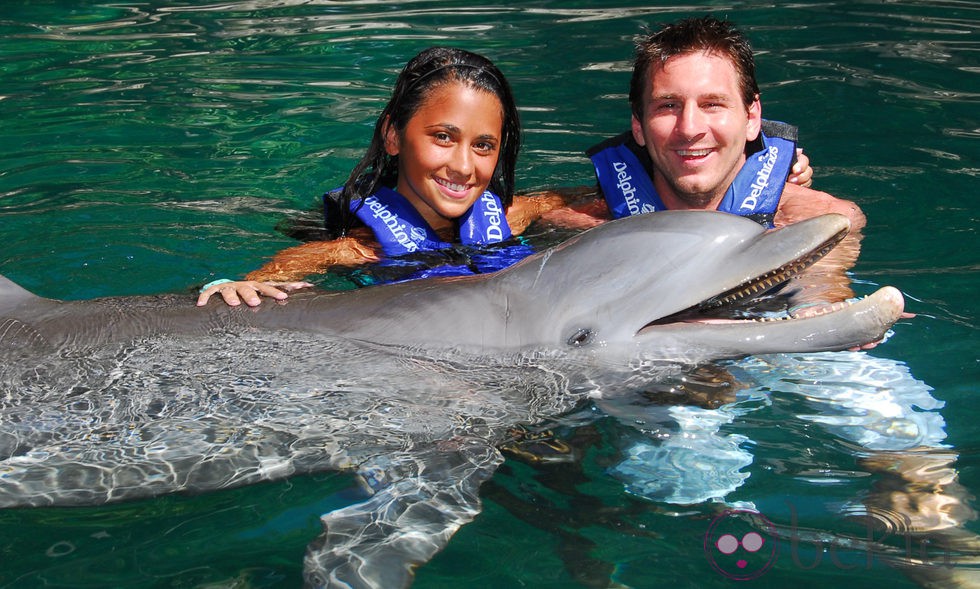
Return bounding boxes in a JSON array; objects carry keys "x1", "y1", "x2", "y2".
[{"x1": 0, "y1": 210, "x2": 904, "y2": 587}]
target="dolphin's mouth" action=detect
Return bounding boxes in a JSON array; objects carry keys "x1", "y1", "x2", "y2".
[{"x1": 641, "y1": 226, "x2": 849, "y2": 329}]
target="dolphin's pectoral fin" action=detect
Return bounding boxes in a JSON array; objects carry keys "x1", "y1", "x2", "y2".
[
  {"x1": 0, "y1": 318, "x2": 58, "y2": 394},
  {"x1": 0, "y1": 319, "x2": 48, "y2": 349},
  {"x1": 0, "y1": 318, "x2": 53, "y2": 366},
  {"x1": 303, "y1": 439, "x2": 503, "y2": 589}
]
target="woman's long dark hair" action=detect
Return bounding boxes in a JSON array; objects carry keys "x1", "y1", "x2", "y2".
[{"x1": 333, "y1": 47, "x2": 521, "y2": 236}]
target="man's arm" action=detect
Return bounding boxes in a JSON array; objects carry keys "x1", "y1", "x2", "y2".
[
  {"x1": 775, "y1": 183, "x2": 868, "y2": 323},
  {"x1": 774, "y1": 183, "x2": 866, "y2": 231}
]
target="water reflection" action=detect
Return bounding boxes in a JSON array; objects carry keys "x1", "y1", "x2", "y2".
[{"x1": 586, "y1": 349, "x2": 980, "y2": 586}]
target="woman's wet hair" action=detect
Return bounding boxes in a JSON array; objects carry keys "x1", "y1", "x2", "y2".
[
  {"x1": 629, "y1": 16, "x2": 760, "y2": 118},
  {"x1": 333, "y1": 47, "x2": 521, "y2": 237}
]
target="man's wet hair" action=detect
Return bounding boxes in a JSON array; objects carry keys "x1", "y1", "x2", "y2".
[{"x1": 629, "y1": 16, "x2": 761, "y2": 118}]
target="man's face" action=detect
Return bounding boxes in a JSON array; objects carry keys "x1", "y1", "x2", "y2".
[{"x1": 631, "y1": 50, "x2": 762, "y2": 209}]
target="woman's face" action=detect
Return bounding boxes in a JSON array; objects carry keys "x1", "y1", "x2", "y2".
[{"x1": 385, "y1": 81, "x2": 504, "y2": 230}]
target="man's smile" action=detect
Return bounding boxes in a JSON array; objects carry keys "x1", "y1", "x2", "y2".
[{"x1": 676, "y1": 148, "x2": 713, "y2": 158}]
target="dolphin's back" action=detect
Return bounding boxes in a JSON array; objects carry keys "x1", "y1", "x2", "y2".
[{"x1": 0, "y1": 274, "x2": 38, "y2": 306}]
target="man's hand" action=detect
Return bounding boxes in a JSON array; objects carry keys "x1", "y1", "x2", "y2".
[{"x1": 788, "y1": 148, "x2": 813, "y2": 188}]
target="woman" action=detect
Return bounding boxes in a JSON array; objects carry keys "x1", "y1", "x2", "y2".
[{"x1": 198, "y1": 47, "x2": 570, "y2": 307}]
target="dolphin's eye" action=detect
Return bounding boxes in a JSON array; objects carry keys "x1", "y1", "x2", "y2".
[{"x1": 567, "y1": 328, "x2": 595, "y2": 347}]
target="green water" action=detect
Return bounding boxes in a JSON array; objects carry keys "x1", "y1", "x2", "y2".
[{"x1": 0, "y1": 1, "x2": 977, "y2": 587}]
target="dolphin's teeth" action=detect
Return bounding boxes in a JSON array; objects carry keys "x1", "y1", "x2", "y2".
[{"x1": 693, "y1": 225, "x2": 848, "y2": 314}]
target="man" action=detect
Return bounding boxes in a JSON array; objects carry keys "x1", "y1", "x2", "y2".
[
  {"x1": 540, "y1": 15, "x2": 904, "y2": 342},
  {"x1": 528, "y1": 15, "x2": 869, "y2": 315},
  {"x1": 561, "y1": 15, "x2": 864, "y2": 231}
]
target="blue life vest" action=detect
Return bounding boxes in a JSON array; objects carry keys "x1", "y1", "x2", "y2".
[
  {"x1": 587, "y1": 120, "x2": 798, "y2": 228},
  {"x1": 324, "y1": 185, "x2": 531, "y2": 283},
  {"x1": 350, "y1": 186, "x2": 512, "y2": 256}
]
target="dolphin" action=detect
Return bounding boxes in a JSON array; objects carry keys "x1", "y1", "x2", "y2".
[{"x1": 0, "y1": 210, "x2": 904, "y2": 587}]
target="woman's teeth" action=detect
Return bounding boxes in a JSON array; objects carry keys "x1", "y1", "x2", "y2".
[{"x1": 437, "y1": 178, "x2": 467, "y2": 192}]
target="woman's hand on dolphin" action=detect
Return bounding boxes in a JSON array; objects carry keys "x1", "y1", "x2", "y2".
[
  {"x1": 788, "y1": 148, "x2": 814, "y2": 188},
  {"x1": 196, "y1": 280, "x2": 313, "y2": 307}
]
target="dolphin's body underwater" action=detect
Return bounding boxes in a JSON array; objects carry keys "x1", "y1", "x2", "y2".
[{"x1": 0, "y1": 211, "x2": 904, "y2": 587}]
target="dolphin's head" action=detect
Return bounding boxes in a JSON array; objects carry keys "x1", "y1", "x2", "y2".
[{"x1": 498, "y1": 210, "x2": 903, "y2": 362}]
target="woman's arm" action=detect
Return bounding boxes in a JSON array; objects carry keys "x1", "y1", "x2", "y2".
[
  {"x1": 197, "y1": 233, "x2": 381, "y2": 307},
  {"x1": 245, "y1": 234, "x2": 381, "y2": 281},
  {"x1": 507, "y1": 186, "x2": 609, "y2": 233}
]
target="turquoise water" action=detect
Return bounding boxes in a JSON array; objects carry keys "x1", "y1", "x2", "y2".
[{"x1": 0, "y1": 1, "x2": 977, "y2": 587}]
